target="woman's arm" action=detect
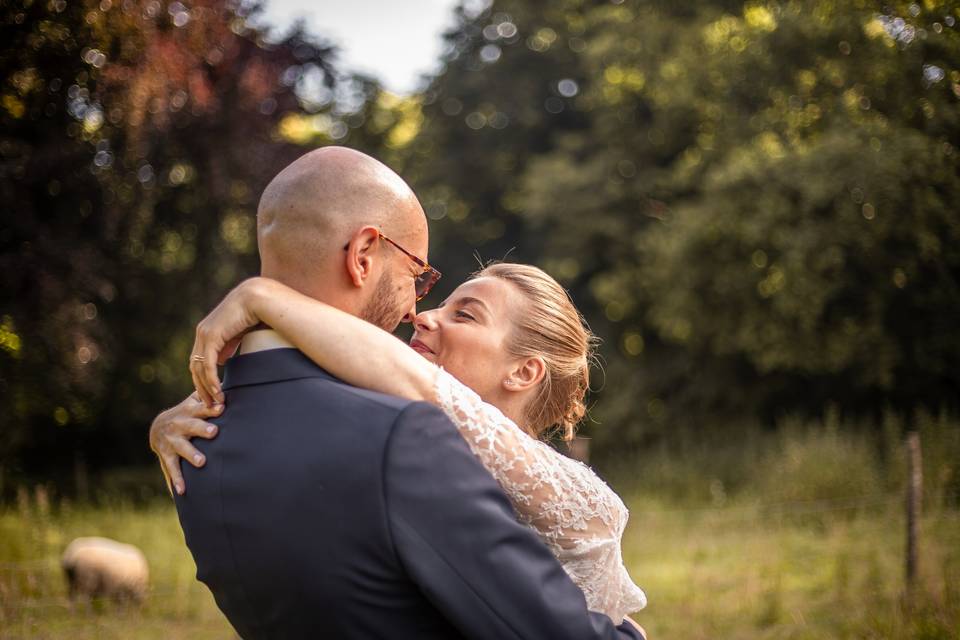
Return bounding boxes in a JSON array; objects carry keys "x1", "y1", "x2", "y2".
[
  {"x1": 191, "y1": 277, "x2": 437, "y2": 408},
  {"x1": 194, "y1": 282, "x2": 624, "y2": 547},
  {"x1": 624, "y1": 617, "x2": 647, "y2": 639}
]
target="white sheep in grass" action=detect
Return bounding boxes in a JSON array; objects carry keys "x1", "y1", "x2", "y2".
[{"x1": 61, "y1": 536, "x2": 149, "y2": 604}]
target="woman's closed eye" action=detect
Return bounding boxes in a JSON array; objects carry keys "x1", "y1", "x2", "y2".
[{"x1": 455, "y1": 310, "x2": 476, "y2": 321}]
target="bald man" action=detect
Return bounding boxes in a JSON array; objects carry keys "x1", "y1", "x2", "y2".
[
  {"x1": 254, "y1": 146, "x2": 428, "y2": 331},
  {"x1": 150, "y1": 148, "x2": 645, "y2": 640}
]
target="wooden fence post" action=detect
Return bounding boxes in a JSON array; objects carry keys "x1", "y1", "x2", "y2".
[{"x1": 905, "y1": 430, "x2": 922, "y2": 598}]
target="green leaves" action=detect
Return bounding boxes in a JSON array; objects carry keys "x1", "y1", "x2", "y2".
[
  {"x1": 0, "y1": 0, "x2": 337, "y2": 474},
  {"x1": 412, "y1": 0, "x2": 960, "y2": 443}
]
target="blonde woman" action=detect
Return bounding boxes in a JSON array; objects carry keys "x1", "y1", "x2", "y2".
[{"x1": 157, "y1": 263, "x2": 647, "y2": 629}]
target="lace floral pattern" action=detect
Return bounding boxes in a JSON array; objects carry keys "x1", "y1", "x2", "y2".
[{"x1": 434, "y1": 367, "x2": 647, "y2": 623}]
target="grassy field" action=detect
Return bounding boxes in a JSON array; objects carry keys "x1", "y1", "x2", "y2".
[
  {"x1": 625, "y1": 498, "x2": 959, "y2": 639},
  {"x1": 0, "y1": 497, "x2": 233, "y2": 639},
  {"x1": 2, "y1": 418, "x2": 958, "y2": 639}
]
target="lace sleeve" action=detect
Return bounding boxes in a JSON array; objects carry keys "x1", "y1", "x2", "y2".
[{"x1": 433, "y1": 367, "x2": 647, "y2": 622}]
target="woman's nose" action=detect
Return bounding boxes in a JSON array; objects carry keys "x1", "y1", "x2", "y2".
[{"x1": 414, "y1": 309, "x2": 439, "y2": 332}]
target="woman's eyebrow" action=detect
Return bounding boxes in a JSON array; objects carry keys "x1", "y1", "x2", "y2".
[
  {"x1": 437, "y1": 296, "x2": 491, "y2": 313},
  {"x1": 454, "y1": 296, "x2": 490, "y2": 313}
]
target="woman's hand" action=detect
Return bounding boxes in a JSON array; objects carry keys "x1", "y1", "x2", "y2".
[
  {"x1": 189, "y1": 277, "x2": 268, "y2": 407},
  {"x1": 149, "y1": 392, "x2": 223, "y2": 495},
  {"x1": 624, "y1": 616, "x2": 647, "y2": 639}
]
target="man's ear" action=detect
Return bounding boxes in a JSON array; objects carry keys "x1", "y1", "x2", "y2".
[
  {"x1": 344, "y1": 226, "x2": 381, "y2": 288},
  {"x1": 503, "y1": 356, "x2": 547, "y2": 393}
]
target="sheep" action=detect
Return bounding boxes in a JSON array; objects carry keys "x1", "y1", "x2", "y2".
[{"x1": 61, "y1": 536, "x2": 149, "y2": 604}]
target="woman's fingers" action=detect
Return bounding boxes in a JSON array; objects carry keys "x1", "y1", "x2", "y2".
[
  {"x1": 150, "y1": 397, "x2": 219, "y2": 452},
  {"x1": 178, "y1": 416, "x2": 219, "y2": 438},
  {"x1": 150, "y1": 398, "x2": 190, "y2": 457},
  {"x1": 191, "y1": 322, "x2": 226, "y2": 408},
  {"x1": 162, "y1": 452, "x2": 185, "y2": 496},
  {"x1": 194, "y1": 402, "x2": 224, "y2": 420},
  {"x1": 202, "y1": 332, "x2": 223, "y2": 405},
  {"x1": 172, "y1": 435, "x2": 206, "y2": 469},
  {"x1": 150, "y1": 393, "x2": 220, "y2": 496},
  {"x1": 190, "y1": 357, "x2": 215, "y2": 408},
  {"x1": 188, "y1": 279, "x2": 269, "y2": 406}
]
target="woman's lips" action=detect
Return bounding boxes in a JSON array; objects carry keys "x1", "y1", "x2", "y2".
[{"x1": 409, "y1": 339, "x2": 435, "y2": 355}]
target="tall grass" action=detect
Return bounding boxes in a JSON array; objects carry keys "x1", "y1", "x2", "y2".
[
  {"x1": 1, "y1": 412, "x2": 958, "y2": 639},
  {"x1": 0, "y1": 496, "x2": 233, "y2": 639},
  {"x1": 604, "y1": 408, "x2": 959, "y2": 511},
  {"x1": 609, "y1": 409, "x2": 960, "y2": 639}
]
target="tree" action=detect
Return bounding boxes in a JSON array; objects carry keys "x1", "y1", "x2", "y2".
[
  {"x1": 0, "y1": 0, "x2": 337, "y2": 479},
  {"x1": 405, "y1": 0, "x2": 960, "y2": 451}
]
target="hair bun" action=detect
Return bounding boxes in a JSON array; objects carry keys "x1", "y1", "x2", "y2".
[
  {"x1": 558, "y1": 395, "x2": 587, "y2": 442},
  {"x1": 475, "y1": 260, "x2": 597, "y2": 442}
]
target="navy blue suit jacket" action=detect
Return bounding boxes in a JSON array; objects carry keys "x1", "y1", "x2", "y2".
[{"x1": 175, "y1": 348, "x2": 643, "y2": 639}]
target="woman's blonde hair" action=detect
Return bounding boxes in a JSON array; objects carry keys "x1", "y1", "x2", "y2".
[{"x1": 472, "y1": 262, "x2": 598, "y2": 442}]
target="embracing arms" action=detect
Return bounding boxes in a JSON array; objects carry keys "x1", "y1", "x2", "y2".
[
  {"x1": 148, "y1": 278, "x2": 648, "y2": 628},
  {"x1": 163, "y1": 277, "x2": 627, "y2": 548},
  {"x1": 184, "y1": 278, "x2": 628, "y2": 547},
  {"x1": 152, "y1": 276, "x2": 434, "y2": 494},
  {"x1": 189, "y1": 277, "x2": 436, "y2": 408}
]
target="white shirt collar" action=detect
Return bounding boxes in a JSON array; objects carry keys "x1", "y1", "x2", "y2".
[{"x1": 239, "y1": 329, "x2": 295, "y2": 355}]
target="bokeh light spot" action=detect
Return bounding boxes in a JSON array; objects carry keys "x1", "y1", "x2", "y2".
[
  {"x1": 623, "y1": 332, "x2": 644, "y2": 356},
  {"x1": 557, "y1": 78, "x2": 579, "y2": 97},
  {"x1": 54, "y1": 407, "x2": 69, "y2": 426},
  {"x1": 480, "y1": 44, "x2": 502, "y2": 63}
]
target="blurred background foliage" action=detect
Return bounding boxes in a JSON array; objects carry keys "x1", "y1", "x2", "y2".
[
  {"x1": 3, "y1": 1, "x2": 960, "y2": 637},
  {"x1": 1, "y1": 0, "x2": 958, "y2": 496}
]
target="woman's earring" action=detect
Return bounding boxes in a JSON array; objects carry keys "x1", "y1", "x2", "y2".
[{"x1": 504, "y1": 379, "x2": 515, "y2": 387}]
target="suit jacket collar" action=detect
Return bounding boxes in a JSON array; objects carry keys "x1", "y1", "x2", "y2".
[{"x1": 222, "y1": 348, "x2": 337, "y2": 390}]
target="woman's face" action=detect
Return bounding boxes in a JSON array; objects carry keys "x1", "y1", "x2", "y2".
[{"x1": 409, "y1": 277, "x2": 522, "y2": 401}]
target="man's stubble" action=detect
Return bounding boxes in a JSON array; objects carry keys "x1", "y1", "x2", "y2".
[{"x1": 360, "y1": 270, "x2": 407, "y2": 332}]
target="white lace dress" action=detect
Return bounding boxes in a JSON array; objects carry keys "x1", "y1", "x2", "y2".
[{"x1": 433, "y1": 367, "x2": 647, "y2": 623}]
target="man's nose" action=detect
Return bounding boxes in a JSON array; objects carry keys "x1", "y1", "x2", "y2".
[{"x1": 400, "y1": 300, "x2": 417, "y2": 324}]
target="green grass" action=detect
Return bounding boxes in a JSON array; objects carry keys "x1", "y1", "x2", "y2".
[
  {"x1": 624, "y1": 498, "x2": 959, "y2": 639},
  {"x1": 2, "y1": 416, "x2": 958, "y2": 638},
  {"x1": 0, "y1": 497, "x2": 235, "y2": 639},
  {"x1": 2, "y1": 494, "x2": 957, "y2": 639}
]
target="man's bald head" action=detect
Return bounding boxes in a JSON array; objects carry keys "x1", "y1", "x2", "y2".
[{"x1": 257, "y1": 146, "x2": 427, "y2": 299}]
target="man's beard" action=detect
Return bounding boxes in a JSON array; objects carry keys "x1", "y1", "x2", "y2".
[{"x1": 360, "y1": 270, "x2": 404, "y2": 331}]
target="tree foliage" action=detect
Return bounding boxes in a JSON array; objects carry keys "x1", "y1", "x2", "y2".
[
  {"x1": 411, "y1": 0, "x2": 960, "y2": 449},
  {"x1": 2, "y1": 0, "x2": 958, "y2": 478},
  {"x1": 0, "y1": 0, "x2": 336, "y2": 474}
]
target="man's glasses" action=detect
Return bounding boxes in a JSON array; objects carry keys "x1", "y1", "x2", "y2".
[{"x1": 378, "y1": 232, "x2": 442, "y2": 301}]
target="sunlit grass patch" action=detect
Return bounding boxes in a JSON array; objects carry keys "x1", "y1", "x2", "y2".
[
  {"x1": 0, "y1": 500, "x2": 234, "y2": 640},
  {"x1": 623, "y1": 497, "x2": 959, "y2": 639}
]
